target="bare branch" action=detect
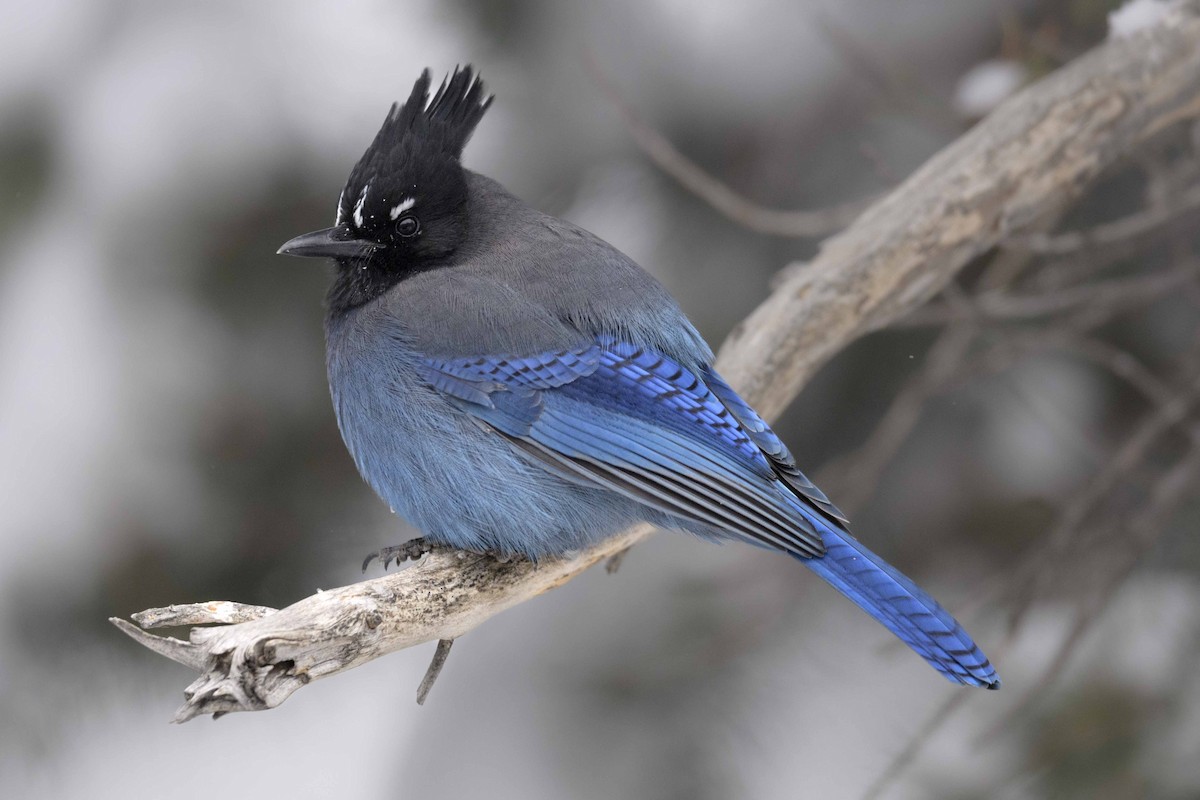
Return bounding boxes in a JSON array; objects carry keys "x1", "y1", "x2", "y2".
[
  {"x1": 719, "y1": 2, "x2": 1200, "y2": 421},
  {"x1": 1005, "y1": 179, "x2": 1200, "y2": 256},
  {"x1": 114, "y1": 4, "x2": 1200, "y2": 722},
  {"x1": 133, "y1": 601, "x2": 278, "y2": 629},
  {"x1": 808, "y1": 4, "x2": 962, "y2": 133},
  {"x1": 111, "y1": 618, "x2": 210, "y2": 672},
  {"x1": 897, "y1": 260, "x2": 1200, "y2": 327},
  {"x1": 820, "y1": 307, "x2": 977, "y2": 515},
  {"x1": 586, "y1": 55, "x2": 871, "y2": 238},
  {"x1": 1003, "y1": 367, "x2": 1200, "y2": 635},
  {"x1": 119, "y1": 526, "x2": 650, "y2": 722},
  {"x1": 416, "y1": 639, "x2": 455, "y2": 706},
  {"x1": 860, "y1": 691, "x2": 975, "y2": 800},
  {"x1": 856, "y1": 304, "x2": 1200, "y2": 799},
  {"x1": 982, "y1": 436, "x2": 1200, "y2": 739}
]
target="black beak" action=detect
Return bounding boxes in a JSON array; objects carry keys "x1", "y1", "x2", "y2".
[{"x1": 276, "y1": 226, "x2": 383, "y2": 259}]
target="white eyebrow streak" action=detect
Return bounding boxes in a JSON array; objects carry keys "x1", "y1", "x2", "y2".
[
  {"x1": 389, "y1": 196, "x2": 416, "y2": 220},
  {"x1": 334, "y1": 189, "x2": 345, "y2": 225},
  {"x1": 353, "y1": 183, "x2": 370, "y2": 228}
]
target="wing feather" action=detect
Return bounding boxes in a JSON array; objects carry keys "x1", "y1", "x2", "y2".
[
  {"x1": 703, "y1": 368, "x2": 849, "y2": 523},
  {"x1": 420, "y1": 339, "x2": 829, "y2": 558}
]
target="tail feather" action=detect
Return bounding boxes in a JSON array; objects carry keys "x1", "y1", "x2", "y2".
[{"x1": 796, "y1": 523, "x2": 1000, "y2": 689}]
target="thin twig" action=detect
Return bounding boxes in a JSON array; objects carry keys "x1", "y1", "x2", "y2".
[
  {"x1": 821, "y1": 244, "x2": 1045, "y2": 512},
  {"x1": 982, "y1": 437, "x2": 1200, "y2": 738},
  {"x1": 834, "y1": 249, "x2": 1198, "y2": 640},
  {"x1": 416, "y1": 639, "x2": 455, "y2": 705},
  {"x1": 941, "y1": 332, "x2": 1200, "y2": 632},
  {"x1": 586, "y1": 55, "x2": 871, "y2": 238},
  {"x1": 1006, "y1": 180, "x2": 1200, "y2": 256},
  {"x1": 859, "y1": 691, "x2": 975, "y2": 800},
  {"x1": 809, "y1": 3, "x2": 962, "y2": 132},
  {"x1": 822, "y1": 305, "x2": 977, "y2": 514},
  {"x1": 1003, "y1": 369, "x2": 1200, "y2": 635},
  {"x1": 897, "y1": 261, "x2": 1199, "y2": 327}
]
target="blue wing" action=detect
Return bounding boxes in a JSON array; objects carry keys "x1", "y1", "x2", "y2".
[
  {"x1": 703, "y1": 369, "x2": 848, "y2": 523},
  {"x1": 423, "y1": 337, "x2": 826, "y2": 558},
  {"x1": 421, "y1": 337, "x2": 999, "y2": 689}
]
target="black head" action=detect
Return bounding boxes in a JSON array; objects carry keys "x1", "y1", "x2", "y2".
[{"x1": 278, "y1": 67, "x2": 493, "y2": 313}]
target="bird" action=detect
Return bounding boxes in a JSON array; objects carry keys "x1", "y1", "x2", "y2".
[{"x1": 277, "y1": 66, "x2": 999, "y2": 689}]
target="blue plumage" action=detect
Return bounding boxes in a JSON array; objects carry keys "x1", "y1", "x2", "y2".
[
  {"x1": 801, "y1": 530, "x2": 995, "y2": 686},
  {"x1": 280, "y1": 66, "x2": 1000, "y2": 689},
  {"x1": 422, "y1": 336, "x2": 997, "y2": 688}
]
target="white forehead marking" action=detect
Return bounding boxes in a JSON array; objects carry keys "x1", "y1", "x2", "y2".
[
  {"x1": 353, "y1": 183, "x2": 370, "y2": 228},
  {"x1": 334, "y1": 189, "x2": 345, "y2": 225},
  {"x1": 389, "y1": 196, "x2": 416, "y2": 220}
]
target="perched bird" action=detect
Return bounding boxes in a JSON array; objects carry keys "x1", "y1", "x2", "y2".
[{"x1": 278, "y1": 67, "x2": 999, "y2": 689}]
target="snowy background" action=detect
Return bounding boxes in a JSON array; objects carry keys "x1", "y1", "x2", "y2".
[{"x1": 2, "y1": 1, "x2": 1199, "y2": 798}]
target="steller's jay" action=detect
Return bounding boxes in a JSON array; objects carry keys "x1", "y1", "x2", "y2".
[{"x1": 278, "y1": 67, "x2": 999, "y2": 689}]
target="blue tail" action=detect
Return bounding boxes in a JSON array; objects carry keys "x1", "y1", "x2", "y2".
[{"x1": 796, "y1": 522, "x2": 1000, "y2": 689}]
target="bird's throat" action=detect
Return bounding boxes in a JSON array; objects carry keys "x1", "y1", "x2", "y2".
[{"x1": 326, "y1": 261, "x2": 404, "y2": 318}]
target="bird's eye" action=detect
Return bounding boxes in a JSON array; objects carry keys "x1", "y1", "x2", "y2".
[{"x1": 396, "y1": 216, "x2": 420, "y2": 237}]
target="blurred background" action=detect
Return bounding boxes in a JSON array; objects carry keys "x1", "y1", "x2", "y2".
[{"x1": 2, "y1": 1, "x2": 1199, "y2": 798}]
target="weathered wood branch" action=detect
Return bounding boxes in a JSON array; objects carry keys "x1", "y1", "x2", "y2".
[
  {"x1": 718, "y1": 2, "x2": 1200, "y2": 419},
  {"x1": 114, "y1": 3, "x2": 1200, "y2": 722}
]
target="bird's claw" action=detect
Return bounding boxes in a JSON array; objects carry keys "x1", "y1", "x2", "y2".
[{"x1": 362, "y1": 538, "x2": 436, "y2": 573}]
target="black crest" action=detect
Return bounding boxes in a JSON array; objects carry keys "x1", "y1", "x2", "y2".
[{"x1": 348, "y1": 67, "x2": 492, "y2": 187}]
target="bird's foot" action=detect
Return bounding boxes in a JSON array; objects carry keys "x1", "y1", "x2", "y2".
[{"x1": 362, "y1": 538, "x2": 441, "y2": 572}]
